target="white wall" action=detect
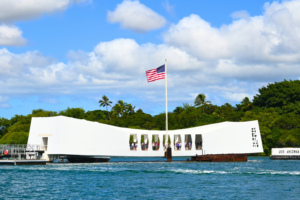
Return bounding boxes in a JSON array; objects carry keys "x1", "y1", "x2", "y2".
[{"x1": 27, "y1": 116, "x2": 264, "y2": 157}]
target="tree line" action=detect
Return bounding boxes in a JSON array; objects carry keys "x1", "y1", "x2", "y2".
[{"x1": 1, "y1": 79, "x2": 300, "y2": 155}]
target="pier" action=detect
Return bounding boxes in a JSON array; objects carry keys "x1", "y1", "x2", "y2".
[{"x1": 0, "y1": 144, "x2": 48, "y2": 165}]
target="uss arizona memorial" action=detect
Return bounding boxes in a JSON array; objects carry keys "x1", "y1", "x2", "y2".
[{"x1": 27, "y1": 116, "x2": 263, "y2": 162}]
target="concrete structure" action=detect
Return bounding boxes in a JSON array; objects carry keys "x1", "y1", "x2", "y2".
[
  {"x1": 27, "y1": 116, "x2": 264, "y2": 162},
  {"x1": 0, "y1": 160, "x2": 47, "y2": 165},
  {"x1": 0, "y1": 144, "x2": 48, "y2": 165},
  {"x1": 270, "y1": 148, "x2": 300, "y2": 160}
]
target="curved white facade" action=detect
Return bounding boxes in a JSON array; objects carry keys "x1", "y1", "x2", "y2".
[{"x1": 27, "y1": 116, "x2": 263, "y2": 158}]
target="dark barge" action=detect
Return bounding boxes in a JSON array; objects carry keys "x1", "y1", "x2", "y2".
[{"x1": 190, "y1": 154, "x2": 247, "y2": 162}]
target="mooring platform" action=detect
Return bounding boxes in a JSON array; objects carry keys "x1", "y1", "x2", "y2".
[
  {"x1": 190, "y1": 154, "x2": 248, "y2": 162},
  {"x1": 0, "y1": 160, "x2": 47, "y2": 165}
]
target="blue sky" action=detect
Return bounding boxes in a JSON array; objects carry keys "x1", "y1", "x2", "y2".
[
  {"x1": 9, "y1": 0, "x2": 269, "y2": 60},
  {"x1": 1, "y1": 0, "x2": 300, "y2": 119}
]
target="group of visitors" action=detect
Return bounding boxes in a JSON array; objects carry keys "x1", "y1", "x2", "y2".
[
  {"x1": 175, "y1": 142, "x2": 182, "y2": 150},
  {"x1": 141, "y1": 142, "x2": 148, "y2": 150},
  {"x1": 129, "y1": 142, "x2": 138, "y2": 150},
  {"x1": 186, "y1": 142, "x2": 192, "y2": 150},
  {"x1": 130, "y1": 141, "x2": 193, "y2": 151},
  {"x1": 152, "y1": 142, "x2": 160, "y2": 150},
  {"x1": 173, "y1": 142, "x2": 192, "y2": 150}
]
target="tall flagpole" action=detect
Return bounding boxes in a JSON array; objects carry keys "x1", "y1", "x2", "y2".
[{"x1": 165, "y1": 59, "x2": 168, "y2": 150}]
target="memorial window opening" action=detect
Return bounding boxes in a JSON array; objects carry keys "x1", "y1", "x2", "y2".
[
  {"x1": 185, "y1": 134, "x2": 192, "y2": 150},
  {"x1": 129, "y1": 134, "x2": 138, "y2": 151},
  {"x1": 141, "y1": 134, "x2": 149, "y2": 151},
  {"x1": 152, "y1": 135, "x2": 160, "y2": 150},
  {"x1": 163, "y1": 135, "x2": 171, "y2": 148},
  {"x1": 195, "y1": 134, "x2": 202, "y2": 150},
  {"x1": 174, "y1": 135, "x2": 182, "y2": 151}
]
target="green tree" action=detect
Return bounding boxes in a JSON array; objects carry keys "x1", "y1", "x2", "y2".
[
  {"x1": 194, "y1": 94, "x2": 211, "y2": 113},
  {"x1": 0, "y1": 131, "x2": 29, "y2": 144},
  {"x1": 126, "y1": 104, "x2": 136, "y2": 115},
  {"x1": 0, "y1": 109, "x2": 57, "y2": 144},
  {"x1": 136, "y1": 109, "x2": 144, "y2": 114},
  {"x1": 142, "y1": 121, "x2": 156, "y2": 130},
  {"x1": 213, "y1": 107, "x2": 225, "y2": 118},
  {"x1": 85, "y1": 110, "x2": 106, "y2": 121},
  {"x1": 240, "y1": 97, "x2": 253, "y2": 111},
  {"x1": 59, "y1": 108, "x2": 85, "y2": 119},
  {"x1": 281, "y1": 101, "x2": 300, "y2": 114},
  {"x1": 99, "y1": 95, "x2": 112, "y2": 120},
  {"x1": 112, "y1": 100, "x2": 128, "y2": 117},
  {"x1": 253, "y1": 79, "x2": 300, "y2": 108},
  {"x1": 173, "y1": 106, "x2": 185, "y2": 115},
  {"x1": 173, "y1": 106, "x2": 185, "y2": 124},
  {"x1": 0, "y1": 118, "x2": 10, "y2": 138}
]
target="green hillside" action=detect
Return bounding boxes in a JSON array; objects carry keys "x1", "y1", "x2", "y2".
[{"x1": 1, "y1": 79, "x2": 300, "y2": 156}]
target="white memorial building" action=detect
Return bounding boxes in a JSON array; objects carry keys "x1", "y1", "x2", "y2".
[{"x1": 27, "y1": 116, "x2": 264, "y2": 162}]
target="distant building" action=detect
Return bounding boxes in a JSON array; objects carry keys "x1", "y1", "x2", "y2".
[{"x1": 270, "y1": 148, "x2": 300, "y2": 160}]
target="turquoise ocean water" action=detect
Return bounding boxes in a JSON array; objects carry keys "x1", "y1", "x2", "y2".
[{"x1": 0, "y1": 157, "x2": 299, "y2": 199}]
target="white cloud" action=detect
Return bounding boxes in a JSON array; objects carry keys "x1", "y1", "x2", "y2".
[
  {"x1": 231, "y1": 10, "x2": 249, "y2": 19},
  {"x1": 107, "y1": 0, "x2": 167, "y2": 33},
  {"x1": 3, "y1": 0, "x2": 300, "y2": 109},
  {"x1": 0, "y1": 0, "x2": 88, "y2": 22},
  {"x1": 0, "y1": 48, "x2": 54, "y2": 78},
  {"x1": 0, "y1": 36, "x2": 288, "y2": 108},
  {"x1": 0, "y1": 25, "x2": 27, "y2": 46},
  {"x1": 0, "y1": 95, "x2": 10, "y2": 108},
  {"x1": 0, "y1": 0, "x2": 88, "y2": 47},
  {"x1": 0, "y1": 103, "x2": 11, "y2": 109},
  {"x1": 0, "y1": 96, "x2": 9, "y2": 103},
  {"x1": 0, "y1": 42, "x2": 214, "y2": 107},
  {"x1": 164, "y1": 0, "x2": 300, "y2": 63},
  {"x1": 162, "y1": 0, "x2": 175, "y2": 15}
]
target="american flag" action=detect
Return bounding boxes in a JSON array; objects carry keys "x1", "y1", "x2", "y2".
[{"x1": 146, "y1": 65, "x2": 165, "y2": 83}]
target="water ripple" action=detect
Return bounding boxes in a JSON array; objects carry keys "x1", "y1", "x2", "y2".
[{"x1": 0, "y1": 157, "x2": 300, "y2": 199}]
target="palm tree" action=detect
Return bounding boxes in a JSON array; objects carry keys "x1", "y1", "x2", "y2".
[
  {"x1": 194, "y1": 93, "x2": 211, "y2": 113},
  {"x1": 126, "y1": 104, "x2": 136, "y2": 115},
  {"x1": 99, "y1": 95, "x2": 112, "y2": 120},
  {"x1": 241, "y1": 97, "x2": 253, "y2": 111},
  {"x1": 112, "y1": 100, "x2": 128, "y2": 117}
]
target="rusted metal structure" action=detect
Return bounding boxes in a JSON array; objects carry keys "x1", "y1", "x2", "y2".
[
  {"x1": 190, "y1": 154, "x2": 248, "y2": 162},
  {"x1": 164, "y1": 147, "x2": 172, "y2": 162}
]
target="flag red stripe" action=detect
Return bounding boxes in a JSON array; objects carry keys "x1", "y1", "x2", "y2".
[{"x1": 146, "y1": 67, "x2": 165, "y2": 82}]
